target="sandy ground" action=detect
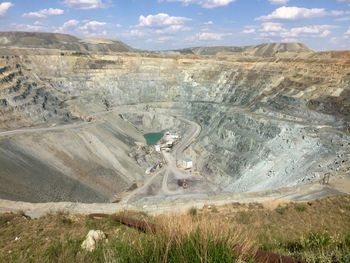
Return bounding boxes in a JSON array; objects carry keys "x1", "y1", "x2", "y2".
[{"x1": 329, "y1": 173, "x2": 350, "y2": 195}]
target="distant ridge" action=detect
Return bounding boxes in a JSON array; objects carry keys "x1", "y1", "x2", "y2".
[
  {"x1": 0, "y1": 31, "x2": 138, "y2": 53},
  {"x1": 170, "y1": 43, "x2": 315, "y2": 56},
  {"x1": 0, "y1": 31, "x2": 314, "y2": 56}
]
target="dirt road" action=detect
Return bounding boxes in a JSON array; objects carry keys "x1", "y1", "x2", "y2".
[
  {"x1": 0, "y1": 121, "x2": 92, "y2": 137},
  {"x1": 161, "y1": 116, "x2": 201, "y2": 194},
  {"x1": 121, "y1": 115, "x2": 201, "y2": 201}
]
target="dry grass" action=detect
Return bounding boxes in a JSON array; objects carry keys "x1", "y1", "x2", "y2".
[
  {"x1": 156, "y1": 211, "x2": 255, "y2": 262},
  {"x1": 0, "y1": 195, "x2": 349, "y2": 262}
]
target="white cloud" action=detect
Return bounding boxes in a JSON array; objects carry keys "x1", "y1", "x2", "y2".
[
  {"x1": 10, "y1": 23, "x2": 47, "y2": 32},
  {"x1": 330, "y1": 37, "x2": 337, "y2": 44},
  {"x1": 55, "y1": 19, "x2": 79, "y2": 33},
  {"x1": 129, "y1": 13, "x2": 191, "y2": 37},
  {"x1": 157, "y1": 36, "x2": 175, "y2": 41},
  {"x1": 138, "y1": 13, "x2": 190, "y2": 28},
  {"x1": 336, "y1": 17, "x2": 350, "y2": 22},
  {"x1": 161, "y1": 0, "x2": 235, "y2": 8},
  {"x1": 154, "y1": 24, "x2": 191, "y2": 34},
  {"x1": 196, "y1": 32, "x2": 231, "y2": 40},
  {"x1": 281, "y1": 38, "x2": 298, "y2": 42},
  {"x1": 280, "y1": 25, "x2": 334, "y2": 38},
  {"x1": 242, "y1": 25, "x2": 257, "y2": 34},
  {"x1": 320, "y1": 30, "x2": 331, "y2": 37},
  {"x1": 78, "y1": 20, "x2": 107, "y2": 37},
  {"x1": 260, "y1": 22, "x2": 285, "y2": 32},
  {"x1": 0, "y1": 2, "x2": 13, "y2": 16},
  {"x1": 204, "y1": 20, "x2": 214, "y2": 25},
  {"x1": 33, "y1": 21, "x2": 44, "y2": 25},
  {"x1": 63, "y1": 0, "x2": 104, "y2": 10},
  {"x1": 269, "y1": 0, "x2": 289, "y2": 5},
  {"x1": 116, "y1": 24, "x2": 122, "y2": 28},
  {"x1": 256, "y1": 22, "x2": 335, "y2": 40},
  {"x1": 330, "y1": 10, "x2": 345, "y2": 16},
  {"x1": 126, "y1": 29, "x2": 145, "y2": 37},
  {"x1": 256, "y1": 6, "x2": 326, "y2": 22},
  {"x1": 338, "y1": 0, "x2": 350, "y2": 6},
  {"x1": 345, "y1": 27, "x2": 350, "y2": 35},
  {"x1": 242, "y1": 28, "x2": 255, "y2": 34},
  {"x1": 23, "y1": 8, "x2": 64, "y2": 19},
  {"x1": 146, "y1": 36, "x2": 175, "y2": 43}
]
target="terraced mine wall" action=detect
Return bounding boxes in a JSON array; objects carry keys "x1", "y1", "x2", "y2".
[{"x1": 0, "y1": 46, "x2": 349, "y2": 202}]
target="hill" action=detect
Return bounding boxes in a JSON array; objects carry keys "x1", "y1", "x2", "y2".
[
  {"x1": 169, "y1": 42, "x2": 314, "y2": 56},
  {"x1": 0, "y1": 31, "x2": 137, "y2": 53}
]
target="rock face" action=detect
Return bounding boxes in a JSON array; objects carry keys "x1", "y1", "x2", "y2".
[{"x1": 0, "y1": 32, "x2": 349, "y2": 203}]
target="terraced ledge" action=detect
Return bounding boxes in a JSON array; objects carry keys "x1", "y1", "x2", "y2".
[{"x1": 0, "y1": 182, "x2": 344, "y2": 219}]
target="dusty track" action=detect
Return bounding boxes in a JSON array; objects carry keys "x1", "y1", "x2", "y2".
[
  {"x1": 0, "y1": 121, "x2": 92, "y2": 137},
  {"x1": 161, "y1": 116, "x2": 201, "y2": 194}
]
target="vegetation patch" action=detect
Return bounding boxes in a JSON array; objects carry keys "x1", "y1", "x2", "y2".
[{"x1": 0, "y1": 196, "x2": 349, "y2": 262}]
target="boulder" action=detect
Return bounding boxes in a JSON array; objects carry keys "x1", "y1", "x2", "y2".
[{"x1": 81, "y1": 230, "x2": 106, "y2": 252}]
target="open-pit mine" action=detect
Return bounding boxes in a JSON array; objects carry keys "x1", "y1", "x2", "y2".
[{"x1": 0, "y1": 32, "x2": 349, "y2": 217}]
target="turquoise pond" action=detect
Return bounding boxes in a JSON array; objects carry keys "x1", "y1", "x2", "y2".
[{"x1": 144, "y1": 133, "x2": 163, "y2": 145}]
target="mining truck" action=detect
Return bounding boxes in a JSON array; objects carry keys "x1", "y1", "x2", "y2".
[{"x1": 183, "y1": 179, "x2": 188, "y2": 189}]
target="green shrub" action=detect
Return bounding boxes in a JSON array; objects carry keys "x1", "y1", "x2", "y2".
[
  {"x1": 275, "y1": 204, "x2": 289, "y2": 215},
  {"x1": 71, "y1": 52, "x2": 86, "y2": 56},
  {"x1": 301, "y1": 231, "x2": 331, "y2": 249},
  {"x1": 189, "y1": 207, "x2": 197, "y2": 216},
  {"x1": 236, "y1": 211, "x2": 250, "y2": 224},
  {"x1": 211, "y1": 206, "x2": 218, "y2": 213},
  {"x1": 59, "y1": 217, "x2": 73, "y2": 225},
  {"x1": 295, "y1": 205, "x2": 307, "y2": 212}
]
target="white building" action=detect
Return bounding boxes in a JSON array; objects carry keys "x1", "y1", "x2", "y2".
[
  {"x1": 165, "y1": 131, "x2": 179, "y2": 139},
  {"x1": 169, "y1": 132, "x2": 179, "y2": 139},
  {"x1": 183, "y1": 159, "x2": 193, "y2": 169},
  {"x1": 155, "y1": 145, "x2": 161, "y2": 152}
]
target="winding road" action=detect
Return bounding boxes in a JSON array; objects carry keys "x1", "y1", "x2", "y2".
[
  {"x1": 161, "y1": 116, "x2": 201, "y2": 194},
  {"x1": 120, "y1": 114, "x2": 201, "y2": 203},
  {"x1": 0, "y1": 121, "x2": 92, "y2": 137}
]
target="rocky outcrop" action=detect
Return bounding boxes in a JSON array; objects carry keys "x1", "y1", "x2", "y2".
[{"x1": 81, "y1": 230, "x2": 107, "y2": 252}]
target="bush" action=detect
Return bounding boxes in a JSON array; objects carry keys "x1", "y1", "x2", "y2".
[
  {"x1": 275, "y1": 204, "x2": 289, "y2": 215},
  {"x1": 71, "y1": 52, "x2": 86, "y2": 57},
  {"x1": 189, "y1": 207, "x2": 197, "y2": 216},
  {"x1": 295, "y1": 205, "x2": 307, "y2": 212},
  {"x1": 301, "y1": 231, "x2": 331, "y2": 249}
]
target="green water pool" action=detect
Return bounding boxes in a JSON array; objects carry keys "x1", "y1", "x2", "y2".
[{"x1": 144, "y1": 132, "x2": 163, "y2": 145}]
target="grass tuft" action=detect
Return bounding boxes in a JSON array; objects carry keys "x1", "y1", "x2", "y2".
[
  {"x1": 295, "y1": 204, "x2": 307, "y2": 212},
  {"x1": 189, "y1": 207, "x2": 197, "y2": 217}
]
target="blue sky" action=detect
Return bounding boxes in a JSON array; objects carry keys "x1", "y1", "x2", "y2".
[{"x1": 0, "y1": 0, "x2": 350, "y2": 51}]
